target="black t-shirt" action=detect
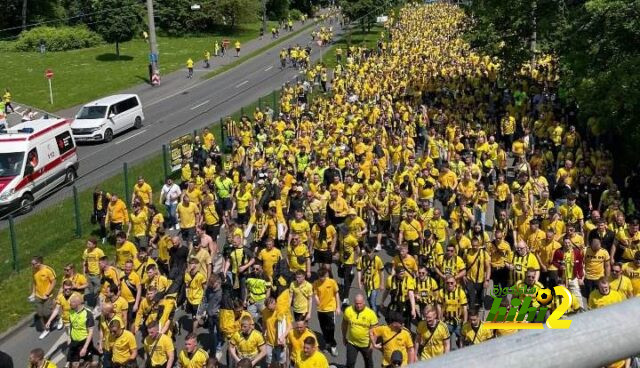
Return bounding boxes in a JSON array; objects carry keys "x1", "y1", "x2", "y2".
[{"x1": 169, "y1": 245, "x2": 189, "y2": 276}]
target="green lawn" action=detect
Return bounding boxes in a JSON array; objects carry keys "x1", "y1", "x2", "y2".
[
  {"x1": 0, "y1": 22, "x2": 276, "y2": 111},
  {"x1": 0, "y1": 89, "x2": 282, "y2": 333}
]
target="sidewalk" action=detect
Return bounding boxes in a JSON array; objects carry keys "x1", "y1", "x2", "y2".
[{"x1": 55, "y1": 12, "x2": 334, "y2": 118}]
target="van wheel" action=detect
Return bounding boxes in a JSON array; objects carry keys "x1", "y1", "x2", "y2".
[
  {"x1": 64, "y1": 168, "x2": 77, "y2": 185},
  {"x1": 104, "y1": 129, "x2": 113, "y2": 143},
  {"x1": 134, "y1": 116, "x2": 143, "y2": 129},
  {"x1": 19, "y1": 194, "x2": 34, "y2": 214}
]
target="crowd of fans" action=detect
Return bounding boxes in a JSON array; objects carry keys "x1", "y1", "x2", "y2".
[{"x1": 27, "y1": 3, "x2": 640, "y2": 368}]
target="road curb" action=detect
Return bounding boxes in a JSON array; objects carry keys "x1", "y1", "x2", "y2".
[{"x1": 0, "y1": 313, "x2": 34, "y2": 345}]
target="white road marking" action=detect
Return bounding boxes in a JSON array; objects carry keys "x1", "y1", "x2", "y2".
[
  {"x1": 264, "y1": 66, "x2": 273, "y2": 71},
  {"x1": 45, "y1": 333, "x2": 68, "y2": 358},
  {"x1": 190, "y1": 100, "x2": 210, "y2": 110},
  {"x1": 115, "y1": 129, "x2": 147, "y2": 145},
  {"x1": 51, "y1": 352, "x2": 65, "y2": 365},
  {"x1": 13, "y1": 106, "x2": 22, "y2": 112},
  {"x1": 235, "y1": 80, "x2": 249, "y2": 88}
]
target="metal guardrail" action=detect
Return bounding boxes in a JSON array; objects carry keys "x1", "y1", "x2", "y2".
[{"x1": 414, "y1": 298, "x2": 640, "y2": 368}]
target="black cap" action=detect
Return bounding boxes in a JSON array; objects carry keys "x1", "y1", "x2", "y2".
[{"x1": 391, "y1": 351, "x2": 403, "y2": 364}]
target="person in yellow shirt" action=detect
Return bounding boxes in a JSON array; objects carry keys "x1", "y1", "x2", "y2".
[
  {"x1": 29, "y1": 348, "x2": 57, "y2": 368},
  {"x1": 119, "y1": 260, "x2": 141, "y2": 327},
  {"x1": 287, "y1": 235, "x2": 311, "y2": 278},
  {"x1": 229, "y1": 316, "x2": 267, "y2": 366},
  {"x1": 312, "y1": 269, "x2": 341, "y2": 356},
  {"x1": 132, "y1": 176, "x2": 153, "y2": 205},
  {"x1": 82, "y1": 237, "x2": 105, "y2": 307},
  {"x1": 357, "y1": 246, "x2": 385, "y2": 314},
  {"x1": 177, "y1": 195, "x2": 200, "y2": 246},
  {"x1": 398, "y1": 210, "x2": 423, "y2": 255},
  {"x1": 436, "y1": 244, "x2": 467, "y2": 284},
  {"x1": 143, "y1": 321, "x2": 175, "y2": 368},
  {"x1": 588, "y1": 277, "x2": 625, "y2": 310},
  {"x1": 287, "y1": 318, "x2": 317, "y2": 366},
  {"x1": 179, "y1": 333, "x2": 209, "y2": 368},
  {"x1": 105, "y1": 194, "x2": 129, "y2": 243},
  {"x1": 584, "y1": 238, "x2": 611, "y2": 297},
  {"x1": 507, "y1": 241, "x2": 540, "y2": 285},
  {"x1": 115, "y1": 232, "x2": 138, "y2": 270},
  {"x1": 370, "y1": 312, "x2": 415, "y2": 366},
  {"x1": 298, "y1": 336, "x2": 329, "y2": 368},
  {"x1": 463, "y1": 237, "x2": 491, "y2": 310},
  {"x1": 44, "y1": 280, "x2": 81, "y2": 334},
  {"x1": 110, "y1": 318, "x2": 137, "y2": 366},
  {"x1": 128, "y1": 202, "x2": 149, "y2": 248},
  {"x1": 341, "y1": 294, "x2": 378, "y2": 368},
  {"x1": 257, "y1": 238, "x2": 282, "y2": 281},
  {"x1": 460, "y1": 309, "x2": 494, "y2": 346},
  {"x1": 415, "y1": 307, "x2": 450, "y2": 361},
  {"x1": 235, "y1": 40, "x2": 241, "y2": 57},
  {"x1": 622, "y1": 253, "x2": 640, "y2": 296},
  {"x1": 290, "y1": 271, "x2": 313, "y2": 321},
  {"x1": 437, "y1": 276, "x2": 468, "y2": 347},
  {"x1": 31, "y1": 256, "x2": 57, "y2": 331},
  {"x1": 608, "y1": 262, "x2": 634, "y2": 298},
  {"x1": 233, "y1": 182, "x2": 253, "y2": 229},
  {"x1": 184, "y1": 259, "x2": 207, "y2": 329},
  {"x1": 311, "y1": 217, "x2": 337, "y2": 271}
]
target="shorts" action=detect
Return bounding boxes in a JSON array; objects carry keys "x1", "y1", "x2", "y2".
[
  {"x1": 134, "y1": 236, "x2": 148, "y2": 249},
  {"x1": 68, "y1": 339, "x2": 96, "y2": 363},
  {"x1": 181, "y1": 227, "x2": 196, "y2": 242},
  {"x1": 35, "y1": 297, "x2": 54, "y2": 318},
  {"x1": 376, "y1": 219, "x2": 390, "y2": 233},
  {"x1": 219, "y1": 198, "x2": 233, "y2": 212},
  {"x1": 314, "y1": 249, "x2": 333, "y2": 264},
  {"x1": 110, "y1": 222, "x2": 123, "y2": 232},
  {"x1": 236, "y1": 212, "x2": 249, "y2": 225},
  {"x1": 186, "y1": 302, "x2": 200, "y2": 318},
  {"x1": 206, "y1": 223, "x2": 221, "y2": 240}
]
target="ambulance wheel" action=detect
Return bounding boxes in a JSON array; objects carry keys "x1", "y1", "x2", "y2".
[
  {"x1": 134, "y1": 116, "x2": 143, "y2": 129},
  {"x1": 64, "y1": 168, "x2": 77, "y2": 185},
  {"x1": 19, "y1": 194, "x2": 34, "y2": 214}
]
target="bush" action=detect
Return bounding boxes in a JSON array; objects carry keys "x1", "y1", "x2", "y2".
[
  {"x1": 15, "y1": 26, "x2": 103, "y2": 52},
  {"x1": 289, "y1": 9, "x2": 303, "y2": 21}
]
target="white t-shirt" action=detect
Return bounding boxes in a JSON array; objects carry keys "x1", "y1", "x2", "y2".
[{"x1": 161, "y1": 183, "x2": 181, "y2": 205}]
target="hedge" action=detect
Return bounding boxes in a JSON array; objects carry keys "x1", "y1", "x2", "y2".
[{"x1": 15, "y1": 26, "x2": 103, "y2": 52}]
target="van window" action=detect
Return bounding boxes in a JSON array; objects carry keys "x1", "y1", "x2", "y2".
[
  {"x1": 56, "y1": 131, "x2": 75, "y2": 155},
  {"x1": 115, "y1": 97, "x2": 139, "y2": 114},
  {"x1": 76, "y1": 106, "x2": 107, "y2": 119},
  {"x1": 0, "y1": 152, "x2": 24, "y2": 177},
  {"x1": 27, "y1": 148, "x2": 39, "y2": 169}
]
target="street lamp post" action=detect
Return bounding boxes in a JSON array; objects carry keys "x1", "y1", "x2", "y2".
[{"x1": 146, "y1": 0, "x2": 159, "y2": 77}]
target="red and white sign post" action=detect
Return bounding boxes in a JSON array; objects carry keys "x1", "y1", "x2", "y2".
[{"x1": 45, "y1": 69, "x2": 54, "y2": 105}]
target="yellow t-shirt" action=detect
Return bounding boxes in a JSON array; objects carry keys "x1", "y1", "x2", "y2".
[
  {"x1": 55, "y1": 291, "x2": 82, "y2": 324},
  {"x1": 461, "y1": 322, "x2": 494, "y2": 345},
  {"x1": 287, "y1": 244, "x2": 310, "y2": 272},
  {"x1": 584, "y1": 248, "x2": 610, "y2": 280},
  {"x1": 622, "y1": 262, "x2": 640, "y2": 296},
  {"x1": 290, "y1": 281, "x2": 313, "y2": 314},
  {"x1": 230, "y1": 329, "x2": 266, "y2": 357},
  {"x1": 33, "y1": 265, "x2": 56, "y2": 299},
  {"x1": 298, "y1": 351, "x2": 329, "y2": 368},
  {"x1": 312, "y1": 278, "x2": 339, "y2": 312},
  {"x1": 115, "y1": 241, "x2": 138, "y2": 269},
  {"x1": 371, "y1": 326, "x2": 413, "y2": 366},
  {"x1": 133, "y1": 183, "x2": 153, "y2": 204},
  {"x1": 399, "y1": 219, "x2": 422, "y2": 241},
  {"x1": 120, "y1": 271, "x2": 141, "y2": 304},
  {"x1": 416, "y1": 320, "x2": 450, "y2": 360},
  {"x1": 83, "y1": 247, "x2": 105, "y2": 276},
  {"x1": 588, "y1": 290, "x2": 624, "y2": 309},
  {"x1": 287, "y1": 328, "x2": 316, "y2": 365},
  {"x1": 112, "y1": 330, "x2": 137, "y2": 364},
  {"x1": 343, "y1": 306, "x2": 378, "y2": 348},
  {"x1": 184, "y1": 271, "x2": 207, "y2": 305},
  {"x1": 178, "y1": 348, "x2": 209, "y2": 368},
  {"x1": 258, "y1": 247, "x2": 282, "y2": 280},
  {"x1": 177, "y1": 202, "x2": 198, "y2": 228},
  {"x1": 130, "y1": 210, "x2": 148, "y2": 238},
  {"x1": 143, "y1": 333, "x2": 174, "y2": 367},
  {"x1": 438, "y1": 287, "x2": 468, "y2": 323}
]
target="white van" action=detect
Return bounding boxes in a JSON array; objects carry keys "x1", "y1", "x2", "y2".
[
  {"x1": 0, "y1": 118, "x2": 79, "y2": 213},
  {"x1": 71, "y1": 94, "x2": 144, "y2": 143}
]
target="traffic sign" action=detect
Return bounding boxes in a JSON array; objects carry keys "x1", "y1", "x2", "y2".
[
  {"x1": 149, "y1": 53, "x2": 158, "y2": 63},
  {"x1": 45, "y1": 69, "x2": 54, "y2": 79}
]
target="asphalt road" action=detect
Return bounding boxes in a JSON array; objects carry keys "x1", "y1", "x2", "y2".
[{"x1": 0, "y1": 16, "x2": 344, "y2": 223}]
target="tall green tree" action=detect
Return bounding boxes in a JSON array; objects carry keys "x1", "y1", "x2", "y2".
[
  {"x1": 214, "y1": 0, "x2": 259, "y2": 29},
  {"x1": 156, "y1": 0, "x2": 217, "y2": 35},
  {"x1": 91, "y1": 0, "x2": 142, "y2": 56},
  {"x1": 340, "y1": 0, "x2": 379, "y2": 32}
]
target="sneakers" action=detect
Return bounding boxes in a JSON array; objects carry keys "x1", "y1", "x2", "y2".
[
  {"x1": 330, "y1": 346, "x2": 338, "y2": 356},
  {"x1": 175, "y1": 224, "x2": 181, "y2": 230},
  {"x1": 342, "y1": 298, "x2": 349, "y2": 305},
  {"x1": 215, "y1": 348, "x2": 223, "y2": 361},
  {"x1": 39, "y1": 330, "x2": 50, "y2": 340},
  {"x1": 375, "y1": 243, "x2": 382, "y2": 251},
  {"x1": 101, "y1": 237, "x2": 106, "y2": 244},
  {"x1": 56, "y1": 319, "x2": 64, "y2": 330}
]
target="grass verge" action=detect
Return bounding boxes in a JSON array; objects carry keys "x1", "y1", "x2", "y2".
[
  {"x1": 322, "y1": 25, "x2": 384, "y2": 69},
  {"x1": 0, "y1": 21, "x2": 277, "y2": 111},
  {"x1": 0, "y1": 89, "x2": 282, "y2": 333}
]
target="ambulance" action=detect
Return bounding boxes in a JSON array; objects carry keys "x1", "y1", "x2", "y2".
[{"x1": 0, "y1": 118, "x2": 79, "y2": 213}]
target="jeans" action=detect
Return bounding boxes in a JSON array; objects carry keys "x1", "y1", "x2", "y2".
[
  {"x1": 317, "y1": 311, "x2": 336, "y2": 348},
  {"x1": 466, "y1": 281, "x2": 484, "y2": 310},
  {"x1": 165, "y1": 203, "x2": 177, "y2": 228},
  {"x1": 368, "y1": 289, "x2": 379, "y2": 314},
  {"x1": 340, "y1": 265, "x2": 354, "y2": 301},
  {"x1": 247, "y1": 300, "x2": 265, "y2": 322},
  {"x1": 208, "y1": 314, "x2": 223, "y2": 354},
  {"x1": 346, "y1": 342, "x2": 373, "y2": 368},
  {"x1": 86, "y1": 274, "x2": 101, "y2": 307},
  {"x1": 473, "y1": 208, "x2": 486, "y2": 230}
]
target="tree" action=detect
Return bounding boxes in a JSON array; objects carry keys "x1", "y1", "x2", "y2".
[
  {"x1": 91, "y1": 0, "x2": 142, "y2": 56},
  {"x1": 341, "y1": 0, "x2": 379, "y2": 32},
  {"x1": 266, "y1": 0, "x2": 289, "y2": 20},
  {"x1": 214, "y1": 0, "x2": 259, "y2": 30},
  {"x1": 156, "y1": 0, "x2": 217, "y2": 35}
]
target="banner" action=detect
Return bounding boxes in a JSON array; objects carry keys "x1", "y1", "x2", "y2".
[{"x1": 169, "y1": 134, "x2": 193, "y2": 172}]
